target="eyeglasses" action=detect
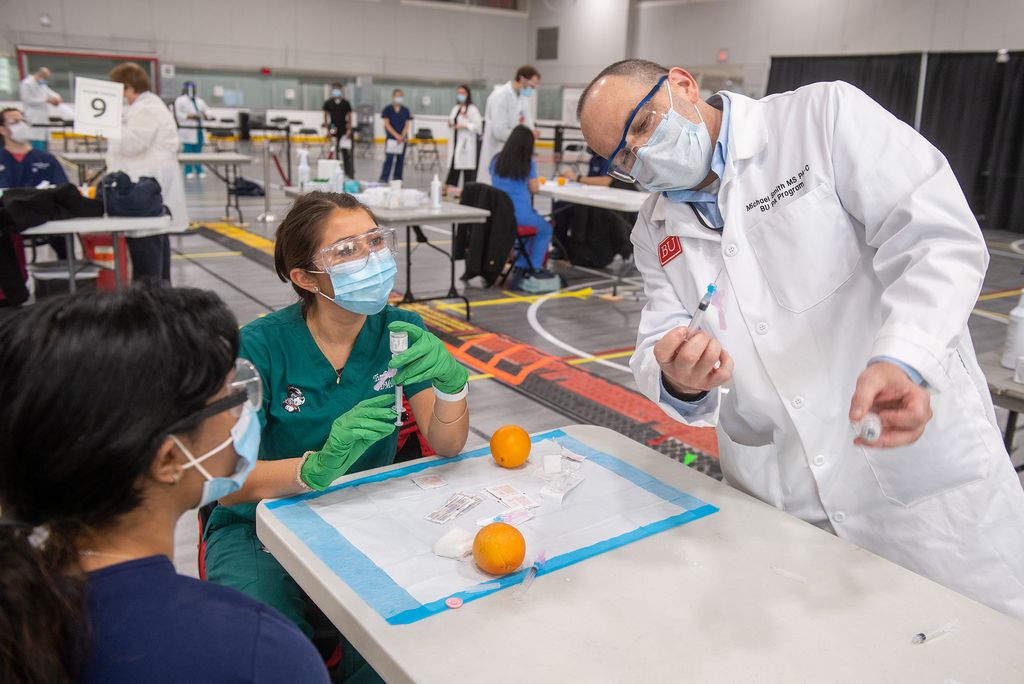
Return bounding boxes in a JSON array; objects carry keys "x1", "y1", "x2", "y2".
[
  {"x1": 606, "y1": 76, "x2": 669, "y2": 183},
  {"x1": 308, "y1": 228, "x2": 396, "y2": 273},
  {"x1": 166, "y1": 359, "x2": 262, "y2": 434}
]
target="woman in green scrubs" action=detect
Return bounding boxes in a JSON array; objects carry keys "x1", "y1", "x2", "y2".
[{"x1": 203, "y1": 192, "x2": 470, "y2": 676}]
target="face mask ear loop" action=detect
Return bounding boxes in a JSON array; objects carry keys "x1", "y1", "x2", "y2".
[{"x1": 171, "y1": 434, "x2": 230, "y2": 481}]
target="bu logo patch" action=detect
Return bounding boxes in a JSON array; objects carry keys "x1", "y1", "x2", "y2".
[{"x1": 658, "y1": 236, "x2": 682, "y2": 267}]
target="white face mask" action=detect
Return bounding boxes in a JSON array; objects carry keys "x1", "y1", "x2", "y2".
[
  {"x1": 5, "y1": 121, "x2": 31, "y2": 144},
  {"x1": 631, "y1": 84, "x2": 714, "y2": 193}
]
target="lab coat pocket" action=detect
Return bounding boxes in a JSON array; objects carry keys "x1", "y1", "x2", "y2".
[
  {"x1": 746, "y1": 183, "x2": 861, "y2": 313},
  {"x1": 716, "y1": 428, "x2": 784, "y2": 509},
  {"x1": 861, "y1": 361, "x2": 994, "y2": 506}
]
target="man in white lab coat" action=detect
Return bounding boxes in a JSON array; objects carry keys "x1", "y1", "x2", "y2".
[
  {"x1": 174, "y1": 81, "x2": 212, "y2": 179},
  {"x1": 107, "y1": 62, "x2": 188, "y2": 283},
  {"x1": 578, "y1": 59, "x2": 1024, "y2": 619},
  {"x1": 477, "y1": 65, "x2": 540, "y2": 185},
  {"x1": 19, "y1": 67, "x2": 62, "y2": 152}
]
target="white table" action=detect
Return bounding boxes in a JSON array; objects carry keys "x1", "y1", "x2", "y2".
[
  {"x1": 536, "y1": 181, "x2": 649, "y2": 213},
  {"x1": 23, "y1": 215, "x2": 171, "y2": 292},
  {"x1": 60, "y1": 152, "x2": 254, "y2": 223},
  {"x1": 284, "y1": 186, "x2": 490, "y2": 319},
  {"x1": 256, "y1": 424, "x2": 1024, "y2": 683}
]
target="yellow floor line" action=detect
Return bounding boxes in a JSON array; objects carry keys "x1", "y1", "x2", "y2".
[
  {"x1": 978, "y1": 288, "x2": 1022, "y2": 302},
  {"x1": 172, "y1": 250, "x2": 243, "y2": 260},
  {"x1": 434, "y1": 288, "x2": 593, "y2": 311},
  {"x1": 567, "y1": 349, "x2": 635, "y2": 365},
  {"x1": 973, "y1": 308, "x2": 1009, "y2": 322},
  {"x1": 201, "y1": 222, "x2": 275, "y2": 255}
]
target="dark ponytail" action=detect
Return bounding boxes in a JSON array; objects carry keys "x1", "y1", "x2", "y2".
[{"x1": 0, "y1": 286, "x2": 239, "y2": 683}]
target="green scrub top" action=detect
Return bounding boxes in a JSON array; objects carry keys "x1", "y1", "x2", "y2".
[{"x1": 211, "y1": 303, "x2": 431, "y2": 525}]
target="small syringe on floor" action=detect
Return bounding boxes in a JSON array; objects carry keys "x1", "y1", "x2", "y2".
[{"x1": 390, "y1": 330, "x2": 408, "y2": 427}]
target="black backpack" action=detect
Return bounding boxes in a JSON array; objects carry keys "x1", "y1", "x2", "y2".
[
  {"x1": 100, "y1": 172, "x2": 168, "y2": 218},
  {"x1": 231, "y1": 177, "x2": 265, "y2": 197}
]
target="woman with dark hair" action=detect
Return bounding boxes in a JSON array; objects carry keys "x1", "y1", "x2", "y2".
[
  {"x1": 489, "y1": 124, "x2": 554, "y2": 277},
  {"x1": 444, "y1": 84, "x2": 482, "y2": 195},
  {"x1": 202, "y1": 191, "x2": 470, "y2": 680},
  {"x1": 0, "y1": 287, "x2": 328, "y2": 684}
]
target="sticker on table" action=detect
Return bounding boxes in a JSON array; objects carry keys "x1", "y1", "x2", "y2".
[{"x1": 265, "y1": 429, "x2": 718, "y2": 625}]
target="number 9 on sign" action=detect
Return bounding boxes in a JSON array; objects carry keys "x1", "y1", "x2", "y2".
[{"x1": 91, "y1": 98, "x2": 107, "y2": 118}]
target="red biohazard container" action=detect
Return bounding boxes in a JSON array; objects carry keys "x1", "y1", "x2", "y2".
[{"x1": 80, "y1": 234, "x2": 130, "y2": 290}]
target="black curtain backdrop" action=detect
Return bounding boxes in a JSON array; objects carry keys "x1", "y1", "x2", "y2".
[
  {"x1": 919, "y1": 53, "x2": 1006, "y2": 214},
  {"x1": 984, "y1": 53, "x2": 1024, "y2": 232},
  {"x1": 766, "y1": 54, "x2": 921, "y2": 124}
]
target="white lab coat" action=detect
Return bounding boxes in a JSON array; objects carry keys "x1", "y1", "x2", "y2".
[
  {"x1": 630, "y1": 82, "x2": 1024, "y2": 619},
  {"x1": 446, "y1": 103, "x2": 482, "y2": 171},
  {"x1": 173, "y1": 94, "x2": 210, "y2": 146},
  {"x1": 19, "y1": 75, "x2": 59, "y2": 142},
  {"x1": 105, "y1": 91, "x2": 188, "y2": 234},
  {"x1": 477, "y1": 82, "x2": 534, "y2": 185}
]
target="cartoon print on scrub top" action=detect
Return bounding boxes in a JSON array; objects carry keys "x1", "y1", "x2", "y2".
[
  {"x1": 373, "y1": 368, "x2": 397, "y2": 392},
  {"x1": 282, "y1": 386, "x2": 306, "y2": 413}
]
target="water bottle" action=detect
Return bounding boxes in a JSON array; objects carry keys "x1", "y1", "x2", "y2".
[
  {"x1": 430, "y1": 173, "x2": 442, "y2": 208},
  {"x1": 1001, "y1": 291, "x2": 1024, "y2": 369},
  {"x1": 296, "y1": 147, "x2": 311, "y2": 190},
  {"x1": 332, "y1": 164, "x2": 345, "y2": 193}
]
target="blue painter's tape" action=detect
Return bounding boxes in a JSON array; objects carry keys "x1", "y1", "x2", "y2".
[{"x1": 264, "y1": 429, "x2": 719, "y2": 624}]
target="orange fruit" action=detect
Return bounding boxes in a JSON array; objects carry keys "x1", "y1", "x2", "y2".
[
  {"x1": 490, "y1": 425, "x2": 531, "y2": 468},
  {"x1": 473, "y1": 522, "x2": 526, "y2": 576},
  {"x1": 557, "y1": 176, "x2": 567, "y2": 186},
  {"x1": 538, "y1": 176, "x2": 547, "y2": 184}
]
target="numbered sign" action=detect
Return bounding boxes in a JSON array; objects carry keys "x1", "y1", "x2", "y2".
[{"x1": 73, "y1": 77, "x2": 124, "y2": 139}]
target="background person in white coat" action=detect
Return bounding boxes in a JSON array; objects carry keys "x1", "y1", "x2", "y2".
[
  {"x1": 107, "y1": 62, "x2": 188, "y2": 283},
  {"x1": 578, "y1": 59, "x2": 1024, "y2": 620},
  {"x1": 174, "y1": 81, "x2": 212, "y2": 178},
  {"x1": 477, "y1": 65, "x2": 539, "y2": 185},
  {"x1": 19, "y1": 67, "x2": 62, "y2": 152},
  {"x1": 443, "y1": 84, "x2": 482, "y2": 195}
]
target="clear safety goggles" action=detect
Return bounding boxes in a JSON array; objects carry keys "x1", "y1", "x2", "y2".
[
  {"x1": 167, "y1": 359, "x2": 262, "y2": 433},
  {"x1": 605, "y1": 76, "x2": 671, "y2": 183},
  {"x1": 308, "y1": 228, "x2": 397, "y2": 273}
]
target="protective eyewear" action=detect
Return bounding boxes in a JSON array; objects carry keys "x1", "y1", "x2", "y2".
[
  {"x1": 606, "y1": 75, "x2": 669, "y2": 183},
  {"x1": 166, "y1": 359, "x2": 263, "y2": 433},
  {"x1": 308, "y1": 228, "x2": 396, "y2": 273}
]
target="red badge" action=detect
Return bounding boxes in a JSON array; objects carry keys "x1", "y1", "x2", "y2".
[{"x1": 658, "y1": 236, "x2": 682, "y2": 267}]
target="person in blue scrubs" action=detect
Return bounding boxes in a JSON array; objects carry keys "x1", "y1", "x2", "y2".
[
  {"x1": 0, "y1": 286, "x2": 328, "y2": 684},
  {"x1": 488, "y1": 125, "x2": 553, "y2": 274},
  {"x1": 0, "y1": 107, "x2": 69, "y2": 259},
  {"x1": 379, "y1": 89, "x2": 412, "y2": 182}
]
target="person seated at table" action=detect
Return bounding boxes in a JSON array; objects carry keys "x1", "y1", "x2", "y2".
[
  {"x1": 0, "y1": 106, "x2": 69, "y2": 260},
  {"x1": 203, "y1": 192, "x2": 470, "y2": 681},
  {"x1": 550, "y1": 150, "x2": 638, "y2": 267},
  {"x1": 488, "y1": 125, "x2": 554, "y2": 281},
  {"x1": 0, "y1": 286, "x2": 329, "y2": 684}
]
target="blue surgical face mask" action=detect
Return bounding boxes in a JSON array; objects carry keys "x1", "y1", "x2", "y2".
[
  {"x1": 38, "y1": 78, "x2": 48, "y2": 86},
  {"x1": 394, "y1": 96, "x2": 404, "y2": 105},
  {"x1": 631, "y1": 85, "x2": 714, "y2": 193},
  {"x1": 316, "y1": 249, "x2": 398, "y2": 315},
  {"x1": 173, "y1": 403, "x2": 260, "y2": 508},
  {"x1": 331, "y1": 89, "x2": 342, "y2": 98},
  {"x1": 456, "y1": 93, "x2": 467, "y2": 104},
  {"x1": 520, "y1": 86, "x2": 535, "y2": 98}
]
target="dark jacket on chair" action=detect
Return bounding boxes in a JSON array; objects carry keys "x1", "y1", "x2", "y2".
[
  {"x1": 0, "y1": 184, "x2": 104, "y2": 306},
  {"x1": 454, "y1": 183, "x2": 516, "y2": 284}
]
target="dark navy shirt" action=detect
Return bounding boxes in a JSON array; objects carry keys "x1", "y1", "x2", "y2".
[
  {"x1": 380, "y1": 105, "x2": 412, "y2": 140},
  {"x1": 82, "y1": 556, "x2": 329, "y2": 684},
  {"x1": 0, "y1": 148, "x2": 68, "y2": 189}
]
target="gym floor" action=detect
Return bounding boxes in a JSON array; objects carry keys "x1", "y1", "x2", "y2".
[{"x1": 52, "y1": 145, "x2": 1024, "y2": 576}]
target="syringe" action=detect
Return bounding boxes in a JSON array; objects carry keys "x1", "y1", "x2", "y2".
[
  {"x1": 687, "y1": 283, "x2": 717, "y2": 337},
  {"x1": 389, "y1": 331, "x2": 408, "y2": 427}
]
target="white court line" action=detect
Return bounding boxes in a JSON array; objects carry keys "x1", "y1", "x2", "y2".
[
  {"x1": 972, "y1": 309, "x2": 1009, "y2": 325},
  {"x1": 1010, "y1": 240, "x2": 1024, "y2": 256},
  {"x1": 526, "y1": 278, "x2": 633, "y2": 374}
]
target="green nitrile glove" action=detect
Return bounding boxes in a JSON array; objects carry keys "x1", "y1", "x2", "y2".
[
  {"x1": 388, "y1": 321, "x2": 468, "y2": 395},
  {"x1": 300, "y1": 394, "x2": 397, "y2": 491}
]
